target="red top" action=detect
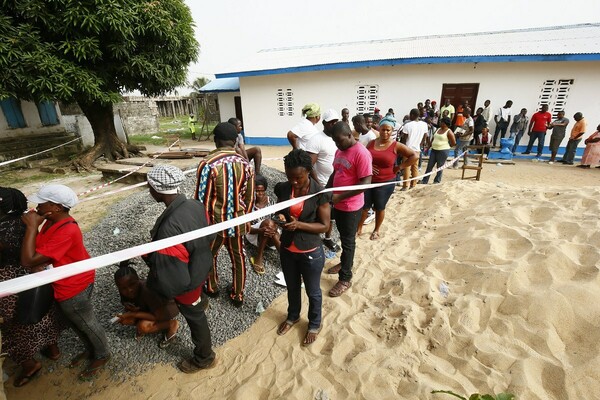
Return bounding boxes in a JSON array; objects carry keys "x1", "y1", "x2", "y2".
[
  {"x1": 286, "y1": 193, "x2": 316, "y2": 253},
  {"x1": 35, "y1": 217, "x2": 95, "y2": 302},
  {"x1": 367, "y1": 140, "x2": 397, "y2": 183},
  {"x1": 530, "y1": 111, "x2": 552, "y2": 132}
]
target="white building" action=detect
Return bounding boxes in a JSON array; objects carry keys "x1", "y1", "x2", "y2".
[{"x1": 210, "y1": 23, "x2": 600, "y2": 153}]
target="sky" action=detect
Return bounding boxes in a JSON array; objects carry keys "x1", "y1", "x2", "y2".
[{"x1": 182, "y1": 0, "x2": 600, "y2": 93}]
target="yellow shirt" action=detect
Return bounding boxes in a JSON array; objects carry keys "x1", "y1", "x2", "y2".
[{"x1": 570, "y1": 118, "x2": 587, "y2": 139}]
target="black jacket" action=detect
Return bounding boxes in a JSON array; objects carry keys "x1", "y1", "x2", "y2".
[
  {"x1": 145, "y1": 194, "x2": 215, "y2": 299},
  {"x1": 274, "y1": 179, "x2": 331, "y2": 250}
]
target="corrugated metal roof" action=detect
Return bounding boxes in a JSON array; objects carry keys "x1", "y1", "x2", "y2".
[
  {"x1": 216, "y1": 23, "x2": 600, "y2": 78},
  {"x1": 199, "y1": 77, "x2": 240, "y2": 92}
]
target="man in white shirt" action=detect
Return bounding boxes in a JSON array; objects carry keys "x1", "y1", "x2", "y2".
[
  {"x1": 304, "y1": 108, "x2": 341, "y2": 253},
  {"x1": 481, "y1": 99, "x2": 492, "y2": 124},
  {"x1": 493, "y1": 100, "x2": 513, "y2": 147},
  {"x1": 400, "y1": 108, "x2": 428, "y2": 190},
  {"x1": 352, "y1": 114, "x2": 377, "y2": 146},
  {"x1": 287, "y1": 103, "x2": 321, "y2": 150}
]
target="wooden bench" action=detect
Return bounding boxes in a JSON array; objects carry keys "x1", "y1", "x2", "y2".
[{"x1": 461, "y1": 145, "x2": 488, "y2": 181}]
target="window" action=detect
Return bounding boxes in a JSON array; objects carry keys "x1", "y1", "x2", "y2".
[
  {"x1": 0, "y1": 98, "x2": 26, "y2": 128},
  {"x1": 276, "y1": 89, "x2": 294, "y2": 116},
  {"x1": 356, "y1": 85, "x2": 379, "y2": 114},
  {"x1": 538, "y1": 79, "x2": 574, "y2": 117},
  {"x1": 37, "y1": 101, "x2": 60, "y2": 126}
]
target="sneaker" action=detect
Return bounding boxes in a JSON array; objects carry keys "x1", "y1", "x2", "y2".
[
  {"x1": 548, "y1": 161, "x2": 554, "y2": 165},
  {"x1": 364, "y1": 212, "x2": 376, "y2": 225},
  {"x1": 323, "y1": 238, "x2": 341, "y2": 252},
  {"x1": 532, "y1": 158, "x2": 539, "y2": 162}
]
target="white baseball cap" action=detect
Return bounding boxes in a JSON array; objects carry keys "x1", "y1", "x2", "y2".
[
  {"x1": 322, "y1": 109, "x2": 340, "y2": 122},
  {"x1": 28, "y1": 184, "x2": 78, "y2": 209}
]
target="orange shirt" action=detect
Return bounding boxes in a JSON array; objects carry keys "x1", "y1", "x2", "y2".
[{"x1": 570, "y1": 118, "x2": 587, "y2": 139}]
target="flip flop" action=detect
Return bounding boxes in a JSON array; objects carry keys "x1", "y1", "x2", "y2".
[
  {"x1": 159, "y1": 332, "x2": 178, "y2": 349},
  {"x1": 78, "y1": 356, "x2": 111, "y2": 381},
  {"x1": 68, "y1": 351, "x2": 91, "y2": 369},
  {"x1": 276, "y1": 319, "x2": 299, "y2": 336},
  {"x1": 370, "y1": 231, "x2": 380, "y2": 241},
  {"x1": 302, "y1": 328, "x2": 320, "y2": 346},
  {"x1": 250, "y1": 256, "x2": 265, "y2": 275},
  {"x1": 13, "y1": 363, "x2": 42, "y2": 387}
]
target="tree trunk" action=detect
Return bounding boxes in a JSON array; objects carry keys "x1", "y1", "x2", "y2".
[{"x1": 72, "y1": 101, "x2": 141, "y2": 171}]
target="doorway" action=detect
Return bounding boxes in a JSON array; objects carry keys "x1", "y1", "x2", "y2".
[
  {"x1": 234, "y1": 96, "x2": 243, "y2": 125},
  {"x1": 440, "y1": 83, "x2": 479, "y2": 110}
]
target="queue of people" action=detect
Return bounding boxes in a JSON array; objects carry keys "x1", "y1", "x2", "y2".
[{"x1": 1, "y1": 98, "x2": 597, "y2": 390}]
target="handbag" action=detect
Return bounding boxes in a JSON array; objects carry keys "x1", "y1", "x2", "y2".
[{"x1": 16, "y1": 283, "x2": 54, "y2": 325}]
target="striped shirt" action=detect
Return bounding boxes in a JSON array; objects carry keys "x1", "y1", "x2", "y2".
[{"x1": 194, "y1": 148, "x2": 255, "y2": 237}]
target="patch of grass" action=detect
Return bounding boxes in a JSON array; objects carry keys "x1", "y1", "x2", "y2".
[
  {"x1": 0, "y1": 169, "x2": 94, "y2": 188},
  {"x1": 127, "y1": 117, "x2": 217, "y2": 145},
  {"x1": 432, "y1": 390, "x2": 515, "y2": 400}
]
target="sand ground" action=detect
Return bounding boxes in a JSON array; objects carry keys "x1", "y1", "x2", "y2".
[{"x1": 3, "y1": 139, "x2": 600, "y2": 399}]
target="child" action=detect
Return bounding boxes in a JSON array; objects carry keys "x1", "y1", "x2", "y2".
[
  {"x1": 480, "y1": 127, "x2": 492, "y2": 158},
  {"x1": 114, "y1": 262, "x2": 180, "y2": 348}
]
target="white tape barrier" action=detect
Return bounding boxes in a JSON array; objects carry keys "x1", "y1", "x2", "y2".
[
  {"x1": 0, "y1": 152, "x2": 465, "y2": 297},
  {"x1": 77, "y1": 139, "x2": 181, "y2": 198},
  {"x1": 78, "y1": 168, "x2": 197, "y2": 203},
  {"x1": 0, "y1": 137, "x2": 82, "y2": 167}
]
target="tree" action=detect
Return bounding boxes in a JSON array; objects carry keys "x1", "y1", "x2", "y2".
[
  {"x1": 0, "y1": 0, "x2": 199, "y2": 170},
  {"x1": 189, "y1": 76, "x2": 211, "y2": 97}
]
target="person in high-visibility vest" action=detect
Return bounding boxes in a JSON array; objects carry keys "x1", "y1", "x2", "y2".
[{"x1": 188, "y1": 114, "x2": 197, "y2": 140}]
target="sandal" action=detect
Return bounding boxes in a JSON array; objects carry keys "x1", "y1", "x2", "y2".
[
  {"x1": 302, "y1": 328, "x2": 320, "y2": 346},
  {"x1": 370, "y1": 231, "x2": 380, "y2": 241},
  {"x1": 250, "y1": 256, "x2": 265, "y2": 275},
  {"x1": 276, "y1": 319, "x2": 299, "y2": 336},
  {"x1": 41, "y1": 344, "x2": 61, "y2": 361},
  {"x1": 14, "y1": 362, "x2": 42, "y2": 387},
  {"x1": 68, "y1": 351, "x2": 91, "y2": 369},
  {"x1": 78, "y1": 356, "x2": 110, "y2": 381},
  {"x1": 329, "y1": 280, "x2": 352, "y2": 297},
  {"x1": 159, "y1": 332, "x2": 178, "y2": 349},
  {"x1": 326, "y1": 263, "x2": 341, "y2": 275}
]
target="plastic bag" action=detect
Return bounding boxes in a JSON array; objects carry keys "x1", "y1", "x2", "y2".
[{"x1": 16, "y1": 284, "x2": 54, "y2": 325}]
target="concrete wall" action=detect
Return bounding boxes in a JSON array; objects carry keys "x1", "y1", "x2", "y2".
[
  {"x1": 0, "y1": 100, "x2": 65, "y2": 138},
  {"x1": 218, "y1": 92, "x2": 240, "y2": 122},
  {"x1": 239, "y1": 61, "x2": 600, "y2": 148},
  {"x1": 113, "y1": 100, "x2": 159, "y2": 136}
]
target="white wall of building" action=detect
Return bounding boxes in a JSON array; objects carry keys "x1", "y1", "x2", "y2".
[
  {"x1": 217, "y1": 92, "x2": 240, "y2": 122},
  {"x1": 239, "y1": 61, "x2": 600, "y2": 148},
  {"x1": 0, "y1": 100, "x2": 65, "y2": 138}
]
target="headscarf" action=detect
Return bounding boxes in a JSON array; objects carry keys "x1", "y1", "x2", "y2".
[
  {"x1": 302, "y1": 103, "x2": 321, "y2": 118},
  {"x1": 379, "y1": 116, "x2": 396, "y2": 128},
  {"x1": 0, "y1": 187, "x2": 28, "y2": 215}
]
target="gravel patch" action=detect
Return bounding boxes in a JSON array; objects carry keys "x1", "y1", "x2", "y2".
[{"x1": 55, "y1": 166, "x2": 339, "y2": 379}]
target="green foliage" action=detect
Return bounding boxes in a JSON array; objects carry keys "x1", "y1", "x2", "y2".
[
  {"x1": 432, "y1": 390, "x2": 515, "y2": 400},
  {"x1": 0, "y1": 0, "x2": 199, "y2": 105}
]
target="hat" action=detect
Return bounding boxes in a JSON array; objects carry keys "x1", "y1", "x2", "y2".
[
  {"x1": 321, "y1": 109, "x2": 340, "y2": 122},
  {"x1": 147, "y1": 165, "x2": 185, "y2": 194},
  {"x1": 374, "y1": 107, "x2": 381, "y2": 113},
  {"x1": 302, "y1": 103, "x2": 321, "y2": 118},
  {"x1": 213, "y1": 122, "x2": 238, "y2": 141},
  {"x1": 28, "y1": 184, "x2": 78, "y2": 209},
  {"x1": 379, "y1": 116, "x2": 396, "y2": 128},
  {"x1": 431, "y1": 100, "x2": 437, "y2": 104}
]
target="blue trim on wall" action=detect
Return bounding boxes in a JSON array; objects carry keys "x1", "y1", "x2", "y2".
[
  {"x1": 199, "y1": 89, "x2": 239, "y2": 93},
  {"x1": 216, "y1": 53, "x2": 600, "y2": 78},
  {"x1": 245, "y1": 137, "x2": 289, "y2": 146}
]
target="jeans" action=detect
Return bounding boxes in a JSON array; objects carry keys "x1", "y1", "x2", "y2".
[
  {"x1": 177, "y1": 299, "x2": 215, "y2": 367},
  {"x1": 332, "y1": 208, "x2": 361, "y2": 282},
  {"x1": 280, "y1": 247, "x2": 324, "y2": 330},
  {"x1": 525, "y1": 131, "x2": 546, "y2": 156},
  {"x1": 421, "y1": 149, "x2": 449, "y2": 184},
  {"x1": 561, "y1": 138, "x2": 581, "y2": 163},
  {"x1": 453, "y1": 139, "x2": 470, "y2": 167},
  {"x1": 512, "y1": 130, "x2": 526, "y2": 153},
  {"x1": 58, "y1": 284, "x2": 110, "y2": 359},
  {"x1": 493, "y1": 121, "x2": 509, "y2": 146}
]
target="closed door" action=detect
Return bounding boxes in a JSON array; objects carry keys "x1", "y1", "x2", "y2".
[
  {"x1": 440, "y1": 83, "x2": 479, "y2": 110},
  {"x1": 234, "y1": 96, "x2": 243, "y2": 125}
]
